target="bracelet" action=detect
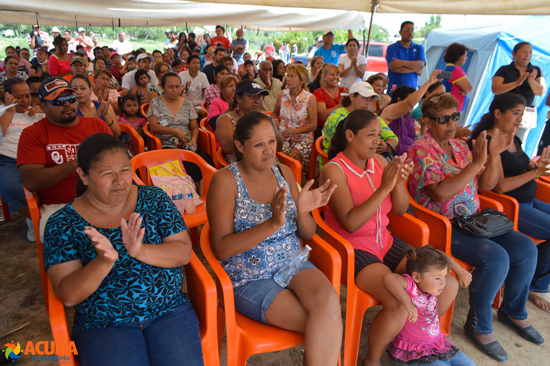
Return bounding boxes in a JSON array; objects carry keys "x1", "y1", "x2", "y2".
[
  {"x1": 535, "y1": 169, "x2": 540, "y2": 180},
  {"x1": 107, "y1": 119, "x2": 114, "y2": 127}
]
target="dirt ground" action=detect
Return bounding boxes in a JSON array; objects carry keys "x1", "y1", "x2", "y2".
[{"x1": 1, "y1": 212, "x2": 549, "y2": 366}]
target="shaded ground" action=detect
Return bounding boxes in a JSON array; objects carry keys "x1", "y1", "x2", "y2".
[{"x1": 1, "y1": 212, "x2": 549, "y2": 366}]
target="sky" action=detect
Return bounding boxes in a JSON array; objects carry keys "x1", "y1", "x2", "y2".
[{"x1": 372, "y1": 14, "x2": 529, "y2": 37}]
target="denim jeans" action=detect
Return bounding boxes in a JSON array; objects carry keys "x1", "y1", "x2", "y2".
[
  {"x1": 451, "y1": 229, "x2": 537, "y2": 334},
  {"x1": 410, "y1": 350, "x2": 476, "y2": 366},
  {"x1": 518, "y1": 198, "x2": 550, "y2": 293},
  {"x1": 73, "y1": 302, "x2": 204, "y2": 366}
]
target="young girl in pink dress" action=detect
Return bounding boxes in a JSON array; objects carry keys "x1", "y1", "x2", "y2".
[
  {"x1": 118, "y1": 94, "x2": 148, "y2": 152},
  {"x1": 384, "y1": 246, "x2": 476, "y2": 366}
]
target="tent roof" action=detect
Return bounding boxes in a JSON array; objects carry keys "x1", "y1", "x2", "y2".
[{"x1": 0, "y1": 0, "x2": 366, "y2": 31}]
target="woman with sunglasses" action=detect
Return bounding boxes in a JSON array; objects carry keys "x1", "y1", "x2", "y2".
[
  {"x1": 216, "y1": 79, "x2": 282, "y2": 164},
  {"x1": 408, "y1": 93, "x2": 541, "y2": 362},
  {"x1": 471, "y1": 92, "x2": 550, "y2": 314}
]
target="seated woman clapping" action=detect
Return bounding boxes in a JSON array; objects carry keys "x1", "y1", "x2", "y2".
[
  {"x1": 471, "y1": 92, "x2": 550, "y2": 312},
  {"x1": 408, "y1": 93, "x2": 542, "y2": 362},
  {"x1": 206, "y1": 111, "x2": 342, "y2": 366},
  {"x1": 44, "y1": 133, "x2": 204, "y2": 366},
  {"x1": 319, "y1": 109, "x2": 464, "y2": 366}
]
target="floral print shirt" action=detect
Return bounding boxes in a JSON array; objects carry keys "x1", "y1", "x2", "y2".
[
  {"x1": 408, "y1": 131, "x2": 480, "y2": 219},
  {"x1": 279, "y1": 88, "x2": 314, "y2": 144}
]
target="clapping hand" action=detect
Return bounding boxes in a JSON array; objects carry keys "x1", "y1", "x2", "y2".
[
  {"x1": 381, "y1": 157, "x2": 403, "y2": 192},
  {"x1": 121, "y1": 213, "x2": 146, "y2": 260},
  {"x1": 296, "y1": 179, "x2": 337, "y2": 214},
  {"x1": 517, "y1": 72, "x2": 529, "y2": 85},
  {"x1": 528, "y1": 69, "x2": 538, "y2": 82},
  {"x1": 488, "y1": 127, "x2": 514, "y2": 156},
  {"x1": 85, "y1": 226, "x2": 119, "y2": 263},
  {"x1": 396, "y1": 153, "x2": 414, "y2": 183},
  {"x1": 95, "y1": 101, "x2": 109, "y2": 118},
  {"x1": 471, "y1": 131, "x2": 488, "y2": 166},
  {"x1": 269, "y1": 185, "x2": 288, "y2": 228},
  {"x1": 533, "y1": 146, "x2": 550, "y2": 168},
  {"x1": 455, "y1": 126, "x2": 472, "y2": 139}
]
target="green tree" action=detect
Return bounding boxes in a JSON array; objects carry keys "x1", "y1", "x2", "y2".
[{"x1": 414, "y1": 15, "x2": 442, "y2": 41}]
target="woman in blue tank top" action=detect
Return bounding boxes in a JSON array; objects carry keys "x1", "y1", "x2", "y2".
[{"x1": 206, "y1": 111, "x2": 342, "y2": 366}]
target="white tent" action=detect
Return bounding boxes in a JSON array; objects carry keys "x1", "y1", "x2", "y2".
[{"x1": 0, "y1": 0, "x2": 366, "y2": 31}]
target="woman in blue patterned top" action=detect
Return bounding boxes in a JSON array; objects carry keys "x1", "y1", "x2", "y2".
[
  {"x1": 207, "y1": 111, "x2": 342, "y2": 366},
  {"x1": 43, "y1": 133, "x2": 204, "y2": 366}
]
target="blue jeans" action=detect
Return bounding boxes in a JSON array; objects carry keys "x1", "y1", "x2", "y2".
[
  {"x1": 410, "y1": 351, "x2": 476, "y2": 366},
  {"x1": 518, "y1": 198, "x2": 550, "y2": 293},
  {"x1": 451, "y1": 229, "x2": 537, "y2": 334},
  {"x1": 0, "y1": 154, "x2": 27, "y2": 212},
  {"x1": 73, "y1": 302, "x2": 204, "y2": 366}
]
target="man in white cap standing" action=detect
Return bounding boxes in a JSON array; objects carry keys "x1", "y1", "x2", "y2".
[
  {"x1": 76, "y1": 27, "x2": 94, "y2": 59},
  {"x1": 121, "y1": 53, "x2": 158, "y2": 98},
  {"x1": 112, "y1": 31, "x2": 133, "y2": 55},
  {"x1": 314, "y1": 30, "x2": 353, "y2": 65},
  {"x1": 47, "y1": 27, "x2": 61, "y2": 51}
]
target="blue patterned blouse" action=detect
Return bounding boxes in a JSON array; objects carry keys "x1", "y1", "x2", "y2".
[
  {"x1": 222, "y1": 163, "x2": 301, "y2": 288},
  {"x1": 44, "y1": 185, "x2": 189, "y2": 334}
]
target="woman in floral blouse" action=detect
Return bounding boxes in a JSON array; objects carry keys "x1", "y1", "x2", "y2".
[
  {"x1": 408, "y1": 93, "x2": 542, "y2": 362},
  {"x1": 273, "y1": 63, "x2": 317, "y2": 178}
]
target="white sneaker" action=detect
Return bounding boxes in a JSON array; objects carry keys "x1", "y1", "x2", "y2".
[{"x1": 26, "y1": 218, "x2": 36, "y2": 242}]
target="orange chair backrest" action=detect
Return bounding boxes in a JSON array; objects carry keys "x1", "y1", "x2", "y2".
[
  {"x1": 119, "y1": 123, "x2": 145, "y2": 156},
  {"x1": 216, "y1": 148, "x2": 229, "y2": 168},
  {"x1": 276, "y1": 152, "x2": 301, "y2": 184},
  {"x1": 130, "y1": 149, "x2": 217, "y2": 195},
  {"x1": 200, "y1": 100, "x2": 208, "y2": 113},
  {"x1": 62, "y1": 74, "x2": 73, "y2": 83},
  {"x1": 315, "y1": 137, "x2": 328, "y2": 166},
  {"x1": 140, "y1": 102, "x2": 150, "y2": 118}
]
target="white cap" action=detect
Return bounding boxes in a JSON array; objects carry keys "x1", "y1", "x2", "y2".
[
  {"x1": 51, "y1": 27, "x2": 60, "y2": 33},
  {"x1": 136, "y1": 53, "x2": 154, "y2": 63},
  {"x1": 78, "y1": 27, "x2": 85, "y2": 33},
  {"x1": 345, "y1": 82, "x2": 380, "y2": 100}
]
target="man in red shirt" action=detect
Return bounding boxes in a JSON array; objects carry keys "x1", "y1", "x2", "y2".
[
  {"x1": 17, "y1": 77, "x2": 112, "y2": 239},
  {"x1": 211, "y1": 25, "x2": 230, "y2": 52}
]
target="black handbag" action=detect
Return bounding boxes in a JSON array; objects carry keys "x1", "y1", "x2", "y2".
[{"x1": 452, "y1": 208, "x2": 514, "y2": 238}]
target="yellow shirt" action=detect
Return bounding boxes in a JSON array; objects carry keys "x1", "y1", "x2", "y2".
[{"x1": 254, "y1": 76, "x2": 282, "y2": 112}]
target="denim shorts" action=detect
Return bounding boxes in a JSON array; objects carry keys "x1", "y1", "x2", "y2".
[
  {"x1": 233, "y1": 261, "x2": 316, "y2": 325},
  {"x1": 0, "y1": 154, "x2": 27, "y2": 213}
]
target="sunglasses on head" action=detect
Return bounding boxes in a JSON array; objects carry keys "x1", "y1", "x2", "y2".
[
  {"x1": 45, "y1": 94, "x2": 77, "y2": 106},
  {"x1": 431, "y1": 112, "x2": 461, "y2": 125}
]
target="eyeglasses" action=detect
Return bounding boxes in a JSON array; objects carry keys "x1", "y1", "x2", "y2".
[
  {"x1": 44, "y1": 95, "x2": 77, "y2": 106},
  {"x1": 430, "y1": 112, "x2": 461, "y2": 125},
  {"x1": 244, "y1": 94, "x2": 264, "y2": 101}
]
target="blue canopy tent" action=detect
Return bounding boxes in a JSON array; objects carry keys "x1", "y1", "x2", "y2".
[{"x1": 423, "y1": 16, "x2": 550, "y2": 157}]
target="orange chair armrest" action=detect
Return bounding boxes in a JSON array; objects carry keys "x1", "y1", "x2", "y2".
[
  {"x1": 143, "y1": 123, "x2": 162, "y2": 151},
  {"x1": 388, "y1": 212, "x2": 429, "y2": 249},
  {"x1": 47, "y1": 278, "x2": 74, "y2": 359},
  {"x1": 479, "y1": 190, "x2": 518, "y2": 230},
  {"x1": 535, "y1": 179, "x2": 550, "y2": 204},
  {"x1": 276, "y1": 152, "x2": 302, "y2": 183},
  {"x1": 304, "y1": 234, "x2": 342, "y2": 297},
  {"x1": 407, "y1": 198, "x2": 452, "y2": 255},
  {"x1": 479, "y1": 195, "x2": 504, "y2": 212}
]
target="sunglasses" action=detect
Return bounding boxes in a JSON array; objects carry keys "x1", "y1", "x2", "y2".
[
  {"x1": 431, "y1": 112, "x2": 461, "y2": 125},
  {"x1": 45, "y1": 95, "x2": 77, "y2": 106}
]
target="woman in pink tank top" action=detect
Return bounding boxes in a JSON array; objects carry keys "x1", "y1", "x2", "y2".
[{"x1": 319, "y1": 109, "x2": 460, "y2": 366}]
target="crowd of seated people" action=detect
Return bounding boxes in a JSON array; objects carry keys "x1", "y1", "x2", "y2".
[{"x1": 0, "y1": 23, "x2": 549, "y2": 366}]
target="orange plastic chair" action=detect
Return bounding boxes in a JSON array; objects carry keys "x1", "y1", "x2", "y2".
[
  {"x1": 62, "y1": 74, "x2": 73, "y2": 83},
  {"x1": 201, "y1": 100, "x2": 209, "y2": 114},
  {"x1": 200, "y1": 223, "x2": 341, "y2": 366},
  {"x1": 406, "y1": 182, "x2": 504, "y2": 309},
  {"x1": 130, "y1": 149, "x2": 217, "y2": 247},
  {"x1": 24, "y1": 188, "x2": 49, "y2": 313},
  {"x1": 216, "y1": 148, "x2": 229, "y2": 169},
  {"x1": 312, "y1": 207, "x2": 430, "y2": 366},
  {"x1": 262, "y1": 111, "x2": 272, "y2": 116},
  {"x1": 118, "y1": 123, "x2": 145, "y2": 156},
  {"x1": 276, "y1": 152, "x2": 301, "y2": 184},
  {"x1": 140, "y1": 102, "x2": 150, "y2": 118},
  {"x1": 199, "y1": 118, "x2": 218, "y2": 166},
  {"x1": 315, "y1": 136, "x2": 329, "y2": 168},
  {"x1": 142, "y1": 122, "x2": 162, "y2": 151},
  {"x1": 308, "y1": 138, "x2": 319, "y2": 181},
  {"x1": 44, "y1": 250, "x2": 219, "y2": 366},
  {"x1": 1, "y1": 194, "x2": 10, "y2": 222}
]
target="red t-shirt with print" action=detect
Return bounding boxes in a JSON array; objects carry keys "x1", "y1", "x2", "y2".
[
  {"x1": 17, "y1": 116, "x2": 112, "y2": 206},
  {"x1": 313, "y1": 86, "x2": 345, "y2": 129},
  {"x1": 211, "y1": 36, "x2": 230, "y2": 50}
]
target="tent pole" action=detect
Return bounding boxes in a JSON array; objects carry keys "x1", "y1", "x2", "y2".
[{"x1": 364, "y1": 0, "x2": 378, "y2": 61}]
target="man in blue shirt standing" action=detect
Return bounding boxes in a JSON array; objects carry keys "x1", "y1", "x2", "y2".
[
  {"x1": 230, "y1": 28, "x2": 248, "y2": 65},
  {"x1": 314, "y1": 30, "x2": 353, "y2": 65},
  {"x1": 385, "y1": 21, "x2": 426, "y2": 94}
]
